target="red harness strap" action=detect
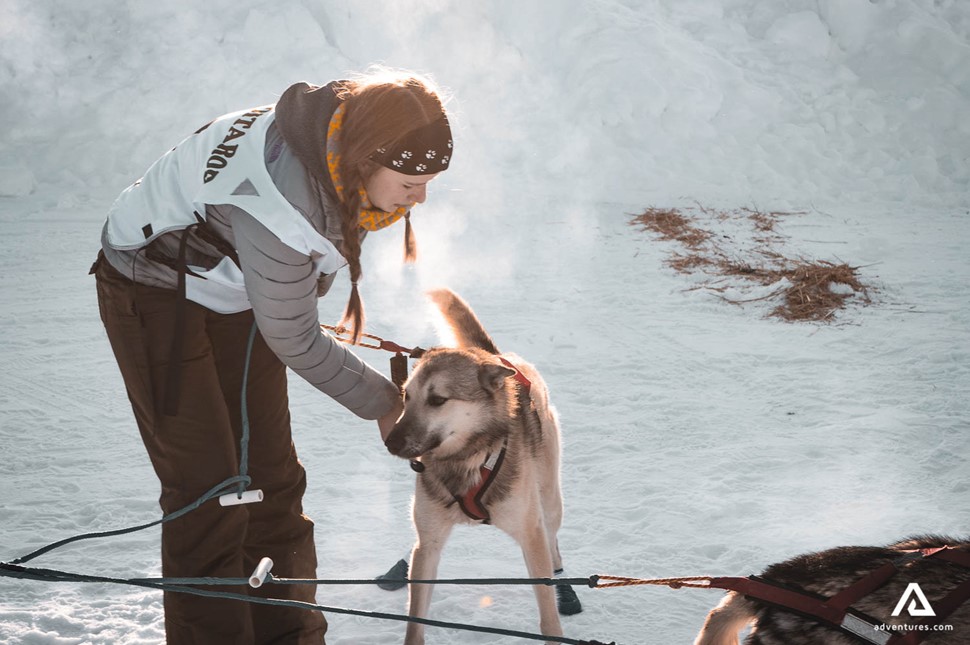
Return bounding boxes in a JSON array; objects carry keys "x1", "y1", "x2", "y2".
[
  {"x1": 455, "y1": 441, "x2": 507, "y2": 524},
  {"x1": 454, "y1": 358, "x2": 532, "y2": 524},
  {"x1": 708, "y1": 547, "x2": 969, "y2": 645},
  {"x1": 499, "y1": 356, "x2": 533, "y2": 394}
]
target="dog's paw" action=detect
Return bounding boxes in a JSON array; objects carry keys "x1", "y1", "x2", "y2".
[
  {"x1": 556, "y1": 584, "x2": 583, "y2": 615},
  {"x1": 376, "y1": 558, "x2": 409, "y2": 591}
]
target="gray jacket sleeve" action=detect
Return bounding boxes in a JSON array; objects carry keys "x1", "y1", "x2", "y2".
[{"x1": 232, "y1": 209, "x2": 400, "y2": 420}]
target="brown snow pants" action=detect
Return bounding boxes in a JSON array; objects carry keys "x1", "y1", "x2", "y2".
[{"x1": 94, "y1": 254, "x2": 327, "y2": 644}]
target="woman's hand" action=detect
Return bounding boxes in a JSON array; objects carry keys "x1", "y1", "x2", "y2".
[{"x1": 377, "y1": 397, "x2": 404, "y2": 442}]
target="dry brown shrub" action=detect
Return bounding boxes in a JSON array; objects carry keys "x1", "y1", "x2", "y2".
[
  {"x1": 740, "y1": 207, "x2": 806, "y2": 233},
  {"x1": 631, "y1": 207, "x2": 712, "y2": 250},
  {"x1": 667, "y1": 253, "x2": 713, "y2": 273},
  {"x1": 630, "y1": 206, "x2": 872, "y2": 323},
  {"x1": 771, "y1": 261, "x2": 870, "y2": 322},
  {"x1": 745, "y1": 208, "x2": 779, "y2": 233}
]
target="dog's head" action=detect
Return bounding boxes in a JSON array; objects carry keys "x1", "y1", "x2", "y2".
[{"x1": 384, "y1": 347, "x2": 516, "y2": 461}]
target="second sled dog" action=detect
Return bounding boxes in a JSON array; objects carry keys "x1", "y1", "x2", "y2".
[{"x1": 693, "y1": 534, "x2": 969, "y2": 645}]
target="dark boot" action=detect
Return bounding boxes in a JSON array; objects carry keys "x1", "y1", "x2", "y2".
[
  {"x1": 557, "y1": 583, "x2": 583, "y2": 615},
  {"x1": 376, "y1": 558, "x2": 409, "y2": 591}
]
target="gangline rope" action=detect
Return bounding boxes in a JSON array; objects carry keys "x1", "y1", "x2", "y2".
[{"x1": 0, "y1": 557, "x2": 725, "y2": 645}]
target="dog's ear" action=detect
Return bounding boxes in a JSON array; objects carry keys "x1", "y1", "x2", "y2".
[{"x1": 478, "y1": 363, "x2": 516, "y2": 394}]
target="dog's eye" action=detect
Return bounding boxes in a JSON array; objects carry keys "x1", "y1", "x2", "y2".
[{"x1": 427, "y1": 394, "x2": 448, "y2": 407}]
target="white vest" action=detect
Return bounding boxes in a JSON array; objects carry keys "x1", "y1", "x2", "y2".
[{"x1": 105, "y1": 105, "x2": 345, "y2": 313}]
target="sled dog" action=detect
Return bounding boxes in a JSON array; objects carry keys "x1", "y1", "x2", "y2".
[
  {"x1": 694, "y1": 535, "x2": 969, "y2": 645},
  {"x1": 384, "y1": 289, "x2": 580, "y2": 644}
]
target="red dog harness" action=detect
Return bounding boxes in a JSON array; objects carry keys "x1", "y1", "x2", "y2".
[
  {"x1": 710, "y1": 546, "x2": 970, "y2": 645},
  {"x1": 454, "y1": 357, "x2": 532, "y2": 524},
  {"x1": 455, "y1": 439, "x2": 508, "y2": 524}
]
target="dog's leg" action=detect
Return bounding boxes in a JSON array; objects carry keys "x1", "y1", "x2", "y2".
[
  {"x1": 544, "y1": 495, "x2": 586, "y2": 616},
  {"x1": 693, "y1": 592, "x2": 757, "y2": 645},
  {"x1": 543, "y1": 486, "x2": 565, "y2": 574},
  {"x1": 404, "y1": 494, "x2": 454, "y2": 645},
  {"x1": 539, "y1": 432, "x2": 582, "y2": 615},
  {"x1": 519, "y1": 515, "x2": 564, "y2": 642}
]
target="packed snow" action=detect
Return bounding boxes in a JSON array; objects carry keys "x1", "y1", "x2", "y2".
[{"x1": 1, "y1": 0, "x2": 968, "y2": 643}]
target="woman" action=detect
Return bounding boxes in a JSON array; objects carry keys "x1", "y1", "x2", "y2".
[{"x1": 91, "y1": 69, "x2": 453, "y2": 643}]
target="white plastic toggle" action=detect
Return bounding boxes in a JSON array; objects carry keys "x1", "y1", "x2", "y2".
[
  {"x1": 219, "y1": 489, "x2": 264, "y2": 507},
  {"x1": 249, "y1": 557, "x2": 274, "y2": 588}
]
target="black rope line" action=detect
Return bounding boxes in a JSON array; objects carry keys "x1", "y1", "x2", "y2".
[
  {"x1": 269, "y1": 575, "x2": 602, "y2": 588},
  {"x1": 0, "y1": 562, "x2": 613, "y2": 645},
  {"x1": 4, "y1": 558, "x2": 601, "y2": 590}
]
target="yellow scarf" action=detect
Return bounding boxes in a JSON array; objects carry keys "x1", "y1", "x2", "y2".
[{"x1": 326, "y1": 103, "x2": 408, "y2": 231}]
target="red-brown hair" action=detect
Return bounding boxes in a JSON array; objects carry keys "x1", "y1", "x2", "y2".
[{"x1": 332, "y1": 69, "x2": 448, "y2": 343}]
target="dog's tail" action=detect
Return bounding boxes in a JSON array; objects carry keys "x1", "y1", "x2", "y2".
[
  {"x1": 427, "y1": 289, "x2": 500, "y2": 354},
  {"x1": 693, "y1": 592, "x2": 757, "y2": 645}
]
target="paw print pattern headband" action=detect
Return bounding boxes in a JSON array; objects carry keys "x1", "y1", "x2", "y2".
[{"x1": 371, "y1": 115, "x2": 453, "y2": 176}]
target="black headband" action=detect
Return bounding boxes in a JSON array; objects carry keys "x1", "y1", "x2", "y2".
[{"x1": 372, "y1": 115, "x2": 453, "y2": 175}]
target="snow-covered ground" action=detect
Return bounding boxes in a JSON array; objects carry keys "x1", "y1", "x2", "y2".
[{"x1": 1, "y1": 1, "x2": 968, "y2": 643}]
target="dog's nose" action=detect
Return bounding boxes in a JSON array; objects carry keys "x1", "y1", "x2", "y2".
[{"x1": 384, "y1": 426, "x2": 406, "y2": 455}]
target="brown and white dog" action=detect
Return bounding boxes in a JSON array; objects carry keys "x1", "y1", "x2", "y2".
[
  {"x1": 694, "y1": 535, "x2": 969, "y2": 645},
  {"x1": 384, "y1": 289, "x2": 580, "y2": 644}
]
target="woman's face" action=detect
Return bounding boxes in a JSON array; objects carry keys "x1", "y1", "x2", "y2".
[{"x1": 364, "y1": 166, "x2": 440, "y2": 212}]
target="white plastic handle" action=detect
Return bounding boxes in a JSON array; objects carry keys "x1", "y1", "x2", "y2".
[
  {"x1": 219, "y1": 489, "x2": 264, "y2": 507},
  {"x1": 249, "y1": 557, "x2": 274, "y2": 588}
]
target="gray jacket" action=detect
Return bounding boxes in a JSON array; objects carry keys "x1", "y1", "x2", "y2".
[{"x1": 101, "y1": 120, "x2": 400, "y2": 421}]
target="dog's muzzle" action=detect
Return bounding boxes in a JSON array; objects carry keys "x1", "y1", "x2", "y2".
[{"x1": 384, "y1": 424, "x2": 440, "y2": 460}]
